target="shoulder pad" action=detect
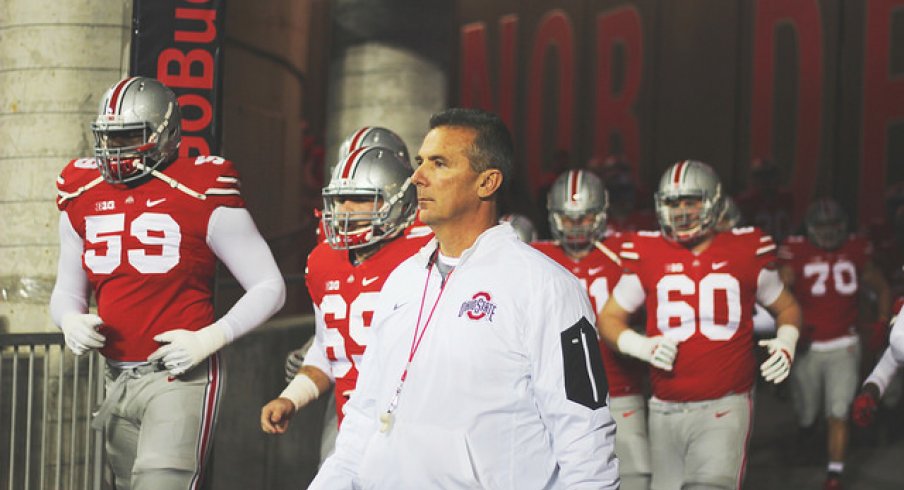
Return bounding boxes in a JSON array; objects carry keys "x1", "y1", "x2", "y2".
[
  {"x1": 405, "y1": 224, "x2": 433, "y2": 238},
  {"x1": 730, "y1": 226, "x2": 757, "y2": 235},
  {"x1": 618, "y1": 240, "x2": 639, "y2": 260},
  {"x1": 160, "y1": 156, "x2": 244, "y2": 204},
  {"x1": 57, "y1": 158, "x2": 104, "y2": 210},
  {"x1": 189, "y1": 156, "x2": 242, "y2": 198},
  {"x1": 756, "y1": 235, "x2": 777, "y2": 256}
]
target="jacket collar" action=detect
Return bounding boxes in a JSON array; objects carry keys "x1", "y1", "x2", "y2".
[{"x1": 414, "y1": 223, "x2": 517, "y2": 269}]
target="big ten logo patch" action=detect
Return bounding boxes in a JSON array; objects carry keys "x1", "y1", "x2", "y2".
[{"x1": 458, "y1": 292, "x2": 497, "y2": 322}]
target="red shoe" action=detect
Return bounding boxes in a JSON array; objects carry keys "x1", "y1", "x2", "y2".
[{"x1": 824, "y1": 475, "x2": 842, "y2": 490}]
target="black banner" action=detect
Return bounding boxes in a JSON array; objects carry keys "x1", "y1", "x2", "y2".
[{"x1": 130, "y1": 0, "x2": 227, "y2": 157}]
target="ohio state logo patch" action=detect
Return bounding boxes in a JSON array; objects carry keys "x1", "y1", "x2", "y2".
[{"x1": 459, "y1": 292, "x2": 497, "y2": 321}]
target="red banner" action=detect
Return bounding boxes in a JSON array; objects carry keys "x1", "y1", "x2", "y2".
[{"x1": 130, "y1": 0, "x2": 226, "y2": 157}]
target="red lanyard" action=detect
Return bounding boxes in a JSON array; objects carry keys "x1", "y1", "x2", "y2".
[
  {"x1": 381, "y1": 251, "x2": 453, "y2": 431},
  {"x1": 402, "y1": 260, "x2": 452, "y2": 381}
]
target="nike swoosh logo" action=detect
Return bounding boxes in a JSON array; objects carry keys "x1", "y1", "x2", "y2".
[
  {"x1": 147, "y1": 198, "x2": 166, "y2": 207},
  {"x1": 362, "y1": 276, "x2": 380, "y2": 286},
  {"x1": 588, "y1": 266, "x2": 604, "y2": 275},
  {"x1": 715, "y1": 410, "x2": 731, "y2": 418},
  {"x1": 622, "y1": 409, "x2": 637, "y2": 418},
  {"x1": 393, "y1": 302, "x2": 407, "y2": 311},
  {"x1": 712, "y1": 261, "x2": 728, "y2": 270}
]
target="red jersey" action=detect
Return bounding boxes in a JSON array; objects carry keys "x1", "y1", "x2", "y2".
[
  {"x1": 619, "y1": 227, "x2": 776, "y2": 401},
  {"x1": 778, "y1": 235, "x2": 872, "y2": 342},
  {"x1": 532, "y1": 237, "x2": 647, "y2": 397},
  {"x1": 305, "y1": 224, "x2": 432, "y2": 423},
  {"x1": 56, "y1": 156, "x2": 244, "y2": 361},
  {"x1": 605, "y1": 209, "x2": 658, "y2": 236}
]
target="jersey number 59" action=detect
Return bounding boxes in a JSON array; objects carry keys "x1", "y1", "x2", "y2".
[{"x1": 84, "y1": 213, "x2": 181, "y2": 274}]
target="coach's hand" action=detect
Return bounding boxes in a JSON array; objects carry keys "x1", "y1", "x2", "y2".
[
  {"x1": 261, "y1": 398, "x2": 296, "y2": 434},
  {"x1": 60, "y1": 313, "x2": 106, "y2": 356},
  {"x1": 148, "y1": 323, "x2": 228, "y2": 376}
]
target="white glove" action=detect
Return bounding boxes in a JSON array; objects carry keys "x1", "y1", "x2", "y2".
[
  {"x1": 758, "y1": 324, "x2": 799, "y2": 383},
  {"x1": 60, "y1": 313, "x2": 106, "y2": 356},
  {"x1": 148, "y1": 324, "x2": 228, "y2": 376},
  {"x1": 617, "y1": 329, "x2": 679, "y2": 371}
]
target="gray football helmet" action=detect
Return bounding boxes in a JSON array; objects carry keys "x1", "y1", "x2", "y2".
[
  {"x1": 338, "y1": 126, "x2": 411, "y2": 169},
  {"x1": 547, "y1": 170, "x2": 608, "y2": 255},
  {"x1": 500, "y1": 213, "x2": 538, "y2": 243},
  {"x1": 91, "y1": 77, "x2": 181, "y2": 184},
  {"x1": 321, "y1": 146, "x2": 416, "y2": 250},
  {"x1": 805, "y1": 198, "x2": 847, "y2": 250},
  {"x1": 655, "y1": 160, "x2": 724, "y2": 242},
  {"x1": 716, "y1": 196, "x2": 742, "y2": 232}
]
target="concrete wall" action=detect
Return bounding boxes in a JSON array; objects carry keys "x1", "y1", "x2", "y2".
[{"x1": 0, "y1": 0, "x2": 131, "y2": 333}]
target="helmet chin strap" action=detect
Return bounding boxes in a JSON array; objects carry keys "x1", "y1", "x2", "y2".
[
  {"x1": 132, "y1": 161, "x2": 206, "y2": 200},
  {"x1": 378, "y1": 177, "x2": 417, "y2": 230},
  {"x1": 381, "y1": 178, "x2": 412, "y2": 213}
]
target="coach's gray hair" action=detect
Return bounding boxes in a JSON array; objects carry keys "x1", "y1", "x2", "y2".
[{"x1": 429, "y1": 108, "x2": 514, "y2": 190}]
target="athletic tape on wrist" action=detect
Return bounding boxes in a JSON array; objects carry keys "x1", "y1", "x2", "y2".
[{"x1": 279, "y1": 374, "x2": 320, "y2": 410}]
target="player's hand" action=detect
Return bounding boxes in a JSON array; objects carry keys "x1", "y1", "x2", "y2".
[
  {"x1": 60, "y1": 313, "x2": 106, "y2": 356},
  {"x1": 648, "y1": 336, "x2": 679, "y2": 371},
  {"x1": 284, "y1": 348, "x2": 305, "y2": 384},
  {"x1": 758, "y1": 339, "x2": 794, "y2": 383},
  {"x1": 260, "y1": 397, "x2": 296, "y2": 434},
  {"x1": 148, "y1": 324, "x2": 227, "y2": 376},
  {"x1": 851, "y1": 383, "x2": 880, "y2": 428},
  {"x1": 617, "y1": 329, "x2": 679, "y2": 371}
]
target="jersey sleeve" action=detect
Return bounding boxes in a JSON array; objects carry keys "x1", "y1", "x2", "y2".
[
  {"x1": 206, "y1": 207, "x2": 285, "y2": 342},
  {"x1": 617, "y1": 233, "x2": 643, "y2": 274},
  {"x1": 49, "y1": 211, "x2": 91, "y2": 325},
  {"x1": 195, "y1": 157, "x2": 246, "y2": 208},
  {"x1": 749, "y1": 228, "x2": 778, "y2": 267},
  {"x1": 56, "y1": 158, "x2": 104, "y2": 211},
  {"x1": 302, "y1": 304, "x2": 335, "y2": 381},
  {"x1": 777, "y1": 236, "x2": 802, "y2": 262},
  {"x1": 890, "y1": 309, "x2": 904, "y2": 364}
]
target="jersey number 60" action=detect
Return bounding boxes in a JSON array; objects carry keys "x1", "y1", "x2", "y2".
[{"x1": 656, "y1": 273, "x2": 742, "y2": 341}]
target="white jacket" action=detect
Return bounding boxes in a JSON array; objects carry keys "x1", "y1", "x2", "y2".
[{"x1": 309, "y1": 224, "x2": 620, "y2": 490}]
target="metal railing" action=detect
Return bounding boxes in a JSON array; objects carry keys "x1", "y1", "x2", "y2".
[{"x1": 0, "y1": 333, "x2": 107, "y2": 490}]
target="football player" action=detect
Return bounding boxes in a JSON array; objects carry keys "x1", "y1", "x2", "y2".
[
  {"x1": 598, "y1": 160, "x2": 802, "y2": 490},
  {"x1": 338, "y1": 125, "x2": 412, "y2": 169},
  {"x1": 778, "y1": 198, "x2": 890, "y2": 489},
  {"x1": 285, "y1": 126, "x2": 413, "y2": 378},
  {"x1": 275, "y1": 126, "x2": 418, "y2": 462},
  {"x1": 49, "y1": 76, "x2": 286, "y2": 490},
  {"x1": 534, "y1": 169, "x2": 651, "y2": 490},
  {"x1": 260, "y1": 146, "x2": 431, "y2": 439}
]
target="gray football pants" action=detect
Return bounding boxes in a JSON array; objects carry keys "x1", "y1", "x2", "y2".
[{"x1": 101, "y1": 355, "x2": 223, "y2": 490}]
